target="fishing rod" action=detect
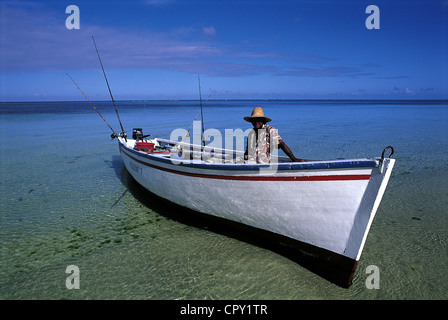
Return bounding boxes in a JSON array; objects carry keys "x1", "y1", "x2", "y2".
[
  {"x1": 92, "y1": 36, "x2": 127, "y2": 141},
  {"x1": 181, "y1": 90, "x2": 214, "y2": 144},
  {"x1": 66, "y1": 73, "x2": 119, "y2": 139},
  {"x1": 198, "y1": 74, "x2": 205, "y2": 147}
]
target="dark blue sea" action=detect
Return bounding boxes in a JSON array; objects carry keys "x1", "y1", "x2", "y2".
[{"x1": 1, "y1": 100, "x2": 447, "y2": 299}]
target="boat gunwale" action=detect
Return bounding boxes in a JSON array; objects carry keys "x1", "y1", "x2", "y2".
[{"x1": 119, "y1": 138, "x2": 380, "y2": 172}]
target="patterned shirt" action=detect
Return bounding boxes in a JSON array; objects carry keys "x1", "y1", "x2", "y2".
[{"x1": 246, "y1": 124, "x2": 283, "y2": 164}]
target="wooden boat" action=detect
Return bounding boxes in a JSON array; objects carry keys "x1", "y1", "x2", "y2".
[
  {"x1": 118, "y1": 131, "x2": 395, "y2": 287},
  {"x1": 67, "y1": 39, "x2": 396, "y2": 287}
]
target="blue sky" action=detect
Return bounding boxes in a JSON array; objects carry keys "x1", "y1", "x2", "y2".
[{"x1": 0, "y1": 0, "x2": 447, "y2": 101}]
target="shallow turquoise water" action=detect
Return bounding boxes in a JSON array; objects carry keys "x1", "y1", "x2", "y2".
[{"x1": 1, "y1": 100, "x2": 447, "y2": 299}]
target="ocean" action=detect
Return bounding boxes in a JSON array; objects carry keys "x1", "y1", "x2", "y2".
[{"x1": 0, "y1": 100, "x2": 447, "y2": 300}]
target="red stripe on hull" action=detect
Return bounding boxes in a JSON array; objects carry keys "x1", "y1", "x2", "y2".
[{"x1": 121, "y1": 148, "x2": 371, "y2": 182}]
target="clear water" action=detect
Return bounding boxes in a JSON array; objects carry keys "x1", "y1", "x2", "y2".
[{"x1": 1, "y1": 100, "x2": 447, "y2": 299}]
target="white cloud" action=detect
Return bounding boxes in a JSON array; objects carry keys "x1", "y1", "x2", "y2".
[
  {"x1": 202, "y1": 26, "x2": 217, "y2": 38},
  {"x1": 0, "y1": 5, "x2": 221, "y2": 73},
  {"x1": 0, "y1": 3, "x2": 379, "y2": 80}
]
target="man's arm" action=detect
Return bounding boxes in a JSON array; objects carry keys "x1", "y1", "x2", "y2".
[{"x1": 279, "y1": 140, "x2": 305, "y2": 162}]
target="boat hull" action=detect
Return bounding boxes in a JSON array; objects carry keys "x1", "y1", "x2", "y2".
[{"x1": 118, "y1": 138, "x2": 395, "y2": 287}]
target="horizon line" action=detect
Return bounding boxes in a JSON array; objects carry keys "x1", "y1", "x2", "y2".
[{"x1": 1, "y1": 98, "x2": 448, "y2": 104}]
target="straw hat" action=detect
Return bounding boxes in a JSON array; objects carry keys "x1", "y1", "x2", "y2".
[{"x1": 244, "y1": 106, "x2": 272, "y2": 123}]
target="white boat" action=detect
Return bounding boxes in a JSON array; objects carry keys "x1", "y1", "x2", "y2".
[
  {"x1": 67, "y1": 40, "x2": 395, "y2": 287},
  {"x1": 118, "y1": 132, "x2": 395, "y2": 287}
]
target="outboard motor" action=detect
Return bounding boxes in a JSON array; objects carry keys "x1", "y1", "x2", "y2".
[
  {"x1": 133, "y1": 128, "x2": 143, "y2": 141},
  {"x1": 133, "y1": 128, "x2": 154, "y2": 153},
  {"x1": 133, "y1": 128, "x2": 151, "y2": 141}
]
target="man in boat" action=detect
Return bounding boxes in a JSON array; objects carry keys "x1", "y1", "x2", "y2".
[{"x1": 244, "y1": 106, "x2": 305, "y2": 163}]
